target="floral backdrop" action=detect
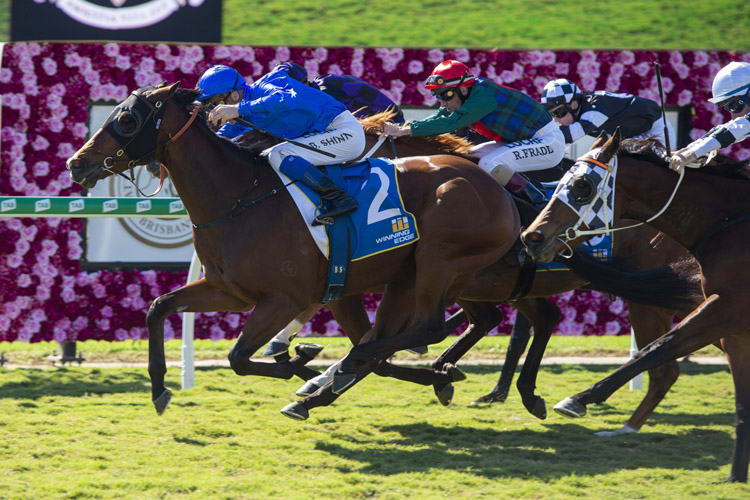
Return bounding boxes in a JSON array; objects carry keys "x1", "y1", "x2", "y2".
[{"x1": 1, "y1": 42, "x2": 748, "y2": 343}]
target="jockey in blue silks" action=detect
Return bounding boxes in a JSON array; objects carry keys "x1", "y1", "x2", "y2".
[{"x1": 196, "y1": 64, "x2": 365, "y2": 224}]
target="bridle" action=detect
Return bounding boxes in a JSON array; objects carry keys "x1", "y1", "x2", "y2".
[
  {"x1": 97, "y1": 86, "x2": 198, "y2": 197},
  {"x1": 555, "y1": 150, "x2": 685, "y2": 258}
]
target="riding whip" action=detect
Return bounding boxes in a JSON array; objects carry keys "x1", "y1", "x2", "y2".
[{"x1": 654, "y1": 61, "x2": 672, "y2": 156}]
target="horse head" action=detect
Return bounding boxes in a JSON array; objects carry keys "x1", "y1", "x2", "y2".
[
  {"x1": 67, "y1": 82, "x2": 183, "y2": 188},
  {"x1": 521, "y1": 129, "x2": 622, "y2": 262}
]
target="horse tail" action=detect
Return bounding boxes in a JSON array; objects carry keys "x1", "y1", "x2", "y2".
[{"x1": 558, "y1": 251, "x2": 703, "y2": 312}]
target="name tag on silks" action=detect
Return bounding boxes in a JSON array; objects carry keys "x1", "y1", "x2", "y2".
[
  {"x1": 537, "y1": 232, "x2": 613, "y2": 271},
  {"x1": 324, "y1": 158, "x2": 419, "y2": 261}
]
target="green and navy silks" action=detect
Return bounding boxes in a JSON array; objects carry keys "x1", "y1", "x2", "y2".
[{"x1": 275, "y1": 157, "x2": 419, "y2": 261}]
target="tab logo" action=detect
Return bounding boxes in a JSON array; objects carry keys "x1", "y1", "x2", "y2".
[
  {"x1": 103, "y1": 200, "x2": 119, "y2": 212},
  {"x1": 1, "y1": 199, "x2": 17, "y2": 212},
  {"x1": 69, "y1": 199, "x2": 85, "y2": 212},
  {"x1": 169, "y1": 200, "x2": 184, "y2": 213},
  {"x1": 136, "y1": 200, "x2": 151, "y2": 213},
  {"x1": 35, "y1": 199, "x2": 51, "y2": 212}
]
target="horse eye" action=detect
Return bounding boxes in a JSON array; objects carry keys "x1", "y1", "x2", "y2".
[
  {"x1": 118, "y1": 113, "x2": 138, "y2": 133},
  {"x1": 571, "y1": 176, "x2": 594, "y2": 202}
]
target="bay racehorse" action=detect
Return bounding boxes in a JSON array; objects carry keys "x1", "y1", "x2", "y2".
[
  {"x1": 273, "y1": 115, "x2": 703, "y2": 433},
  {"x1": 66, "y1": 84, "x2": 698, "y2": 423},
  {"x1": 521, "y1": 129, "x2": 749, "y2": 483}
]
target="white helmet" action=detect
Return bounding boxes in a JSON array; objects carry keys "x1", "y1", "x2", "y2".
[
  {"x1": 708, "y1": 61, "x2": 750, "y2": 104},
  {"x1": 540, "y1": 78, "x2": 581, "y2": 108}
]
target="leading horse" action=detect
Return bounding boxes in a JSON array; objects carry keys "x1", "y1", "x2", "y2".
[{"x1": 521, "y1": 129, "x2": 750, "y2": 483}]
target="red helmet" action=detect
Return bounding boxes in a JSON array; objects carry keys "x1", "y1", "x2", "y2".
[{"x1": 424, "y1": 60, "x2": 476, "y2": 90}]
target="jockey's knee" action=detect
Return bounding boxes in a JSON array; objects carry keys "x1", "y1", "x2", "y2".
[{"x1": 487, "y1": 163, "x2": 515, "y2": 185}]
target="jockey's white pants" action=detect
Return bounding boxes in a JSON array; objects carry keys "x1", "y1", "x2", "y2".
[
  {"x1": 265, "y1": 111, "x2": 366, "y2": 169},
  {"x1": 468, "y1": 120, "x2": 566, "y2": 185},
  {"x1": 632, "y1": 117, "x2": 677, "y2": 149}
]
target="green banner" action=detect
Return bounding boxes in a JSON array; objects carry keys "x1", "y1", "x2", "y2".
[{"x1": 0, "y1": 197, "x2": 187, "y2": 218}]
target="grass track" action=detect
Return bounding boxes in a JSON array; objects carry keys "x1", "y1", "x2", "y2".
[{"x1": 0, "y1": 363, "x2": 747, "y2": 499}]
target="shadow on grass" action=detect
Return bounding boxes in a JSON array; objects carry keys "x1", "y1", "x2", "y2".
[
  {"x1": 0, "y1": 368, "x2": 151, "y2": 399},
  {"x1": 315, "y1": 422, "x2": 733, "y2": 479}
]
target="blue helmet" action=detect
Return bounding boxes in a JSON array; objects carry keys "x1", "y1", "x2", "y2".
[{"x1": 196, "y1": 65, "x2": 246, "y2": 102}]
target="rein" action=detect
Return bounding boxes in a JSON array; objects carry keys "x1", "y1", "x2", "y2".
[{"x1": 557, "y1": 153, "x2": 686, "y2": 257}]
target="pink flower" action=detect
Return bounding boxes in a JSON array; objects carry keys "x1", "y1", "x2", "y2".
[
  {"x1": 226, "y1": 313, "x2": 241, "y2": 329},
  {"x1": 583, "y1": 309, "x2": 598, "y2": 325},
  {"x1": 210, "y1": 325, "x2": 225, "y2": 341},
  {"x1": 67, "y1": 246, "x2": 83, "y2": 260},
  {"x1": 634, "y1": 62, "x2": 651, "y2": 77},
  {"x1": 42, "y1": 58, "x2": 57, "y2": 76},
  {"x1": 580, "y1": 76, "x2": 598, "y2": 91},
  {"x1": 313, "y1": 47, "x2": 328, "y2": 62},
  {"x1": 103, "y1": 44, "x2": 120, "y2": 57},
  {"x1": 95, "y1": 319, "x2": 111, "y2": 331},
  {"x1": 500, "y1": 70, "x2": 517, "y2": 83},
  {"x1": 669, "y1": 51, "x2": 683, "y2": 66},
  {"x1": 50, "y1": 83, "x2": 67, "y2": 96},
  {"x1": 452, "y1": 48, "x2": 470, "y2": 63},
  {"x1": 541, "y1": 51, "x2": 556, "y2": 65},
  {"x1": 213, "y1": 46, "x2": 231, "y2": 59},
  {"x1": 673, "y1": 63, "x2": 690, "y2": 80},
  {"x1": 72, "y1": 316, "x2": 89, "y2": 331},
  {"x1": 4, "y1": 302, "x2": 21, "y2": 319},
  {"x1": 10, "y1": 176, "x2": 27, "y2": 192},
  {"x1": 276, "y1": 46, "x2": 291, "y2": 61},
  {"x1": 350, "y1": 60, "x2": 364, "y2": 77},
  {"x1": 527, "y1": 51, "x2": 544, "y2": 66},
  {"x1": 31, "y1": 308, "x2": 47, "y2": 322},
  {"x1": 408, "y1": 60, "x2": 424, "y2": 75},
  {"x1": 427, "y1": 49, "x2": 445, "y2": 64},
  {"x1": 0, "y1": 68, "x2": 12, "y2": 83},
  {"x1": 32, "y1": 135, "x2": 51, "y2": 151},
  {"x1": 115, "y1": 328, "x2": 129, "y2": 341},
  {"x1": 605, "y1": 320, "x2": 622, "y2": 335},
  {"x1": 606, "y1": 75, "x2": 621, "y2": 92},
  {"x1": 18, "y1": 274, "x2": 33, "y2": 288},
  {"x1": 0, "y1": 316, "x2": 12, "y2": 333},
  {"x1": 36, "y1": 286, "x2": 51, "y2": 301},
  {"x1": 72, "y1": 123, "x2": 89, "y2": 139},
  {"x1": 61, "y1": 287, "x2": 76, "y2": 303},
  {"x1": 129, "y1": 327, "x2": 144, "y2": 340},
  {"x1": 693, "y1": 51, "x2": 709, "y2": 67}
]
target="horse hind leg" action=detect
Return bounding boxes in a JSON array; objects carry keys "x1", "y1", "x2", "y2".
[
  {"x1": 472, "y1": 309, "x2": 532, "y2": 405},
  {"x1": 147, "y1": 278, "x2": 253, "y2": 415},
  {"x1": 722, "y1": 335, "x2": 750, "y2": 483}
]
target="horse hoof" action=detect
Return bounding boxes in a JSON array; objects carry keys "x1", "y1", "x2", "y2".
[
  {"x1": 153, "y1": 388, "x2": 172, "y2": 415},
  {"x1": 407, "y1": 345, "x2": 428, "y2": 355},
  {"x1": 332, "y1": 373, "x2": 357, "y2": 394},
  {"x1": 444, "y1": 363, "x2": 467, "y2": 382},
  {"x1": 280, "y1": 402, "x2": 309, "y2": 421},
  {"x1": 594, "y1": 424, "x2": 637, "y2": 437},
  {"x1": 435, "y1": 383, "x2": 454, "y2": 406},
  {"x1": 470, "y1": 391, "x2": 507, "y2": 405},
  {"x1": 295, "y1": 342, "x2": 325, "y2": 359},
  {"x1": 262, "y1": 340, "x2": 290, "y2": 357},
  {"x1": 530, "y1": 397, "x2": 547, "y2": 420},
  {"x1": 295, "y1": 380, "x2": 321, "y2": 397},
  {"x1": 553, "y1": 397, "x2": 587, "y2": 418}
]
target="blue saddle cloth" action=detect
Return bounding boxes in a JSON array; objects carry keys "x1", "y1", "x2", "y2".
[
  {"x1": 537, "y1": 233, "x2": 613, "y2": 271},
  {"x1": 295, "y1": 157, "x2": 420, "y2": 260}
]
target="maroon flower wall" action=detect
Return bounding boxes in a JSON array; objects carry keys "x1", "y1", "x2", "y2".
[{"x1": 1, "y1": 43, "x2": 747, "y2": 343}]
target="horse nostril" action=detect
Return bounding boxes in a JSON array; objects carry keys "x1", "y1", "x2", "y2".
[
  {"x1": 522, "y1": 231, "x2": 543, "y2": 248},
  {"x1": 67, "y1": 158, "x2": 86, "y2": 171}
]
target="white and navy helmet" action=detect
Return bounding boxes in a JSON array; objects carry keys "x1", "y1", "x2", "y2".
[
  {"x1": 541, "y1": 78, "x2": 581, "y2": 109},
  {"x1": 708, "y1": 62, "x2": 750, "y2": 106}
]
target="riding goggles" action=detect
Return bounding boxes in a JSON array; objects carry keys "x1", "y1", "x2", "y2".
[
  {"x1": 432, "y1": 86, "x2": 458, "y2": 101},
  {"x1": 722, "y1": 89, "x2": 750, "y2": 114},
  {"x1": 549, "y1": 105, "x2": 571, "y2": 119}
]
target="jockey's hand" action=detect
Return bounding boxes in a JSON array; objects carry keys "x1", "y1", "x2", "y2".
[
  {"x1": 380, "y1": 122, "x2": 411, "y2": 139},
  {"x1": 208, "y1": 104, "x2": 240, "y2": 128},
  {"x1": 669, "y1": 148, "x2": 697, "y2": 174}
]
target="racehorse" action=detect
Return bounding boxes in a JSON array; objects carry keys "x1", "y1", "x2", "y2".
[
  {"x1": 66, "y1": 84, "x2": 697, "y2": 423},
  {"x1": 278, "y1": 115, "x2": 703, "y2": 435},
  {"x1": 520, "y1": 129, "x2": 749, "y2": 483}
]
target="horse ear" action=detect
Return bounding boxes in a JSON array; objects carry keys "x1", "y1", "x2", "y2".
[
  {"x1": 591, "y1": 131, "x2": 609, "y2": 149},
  {"x1": 599, "y1": 127, "x2": 621, "y2": 162}
]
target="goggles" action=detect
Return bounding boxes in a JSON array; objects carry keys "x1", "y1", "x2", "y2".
[
  {"x1": 549, "y1": 105, "x2": 571, "y2": 119},
  {"x1": 722, "y1": 88, "x2": 750, "y2": 114},
  {"x1": 432, "y1": 86, "x2": 458, "y2": 101}
]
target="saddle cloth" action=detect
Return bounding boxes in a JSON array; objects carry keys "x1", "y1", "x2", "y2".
[{"x1": 273, "y1": 157, "x2": 420, "y2": 260}]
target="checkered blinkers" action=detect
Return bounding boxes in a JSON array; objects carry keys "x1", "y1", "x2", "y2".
[
  {"x1": 541, "y1": 78, "x2": 581, "y2": 108},
  {"x1": 553, "y1": 152, "x2": 617, "y2": 231}
]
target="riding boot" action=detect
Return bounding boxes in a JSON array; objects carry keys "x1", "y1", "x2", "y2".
[
  {"x1": 506, "y1": 172, "x2": 548, "y2": 209},
  {"x1": 279, "y1": 156, "x2": 358, "y2": 225}
]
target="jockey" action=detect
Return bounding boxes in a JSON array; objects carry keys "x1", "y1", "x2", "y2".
[
  {"x1": 274, "y1": 62, "x2": 406, "y2": 123},
  {"x1": 541, "y1": 78, "x2": 677, "y2": 147},
  {"x1": 381, "y1": 60, "x2": 565, "y2": 207},
  {"x1": 670, "y1": 61, "x2": 750, "y2": 173},
  {"x1": 196, "y1": 64, "x2": 365, "y2": 225}
]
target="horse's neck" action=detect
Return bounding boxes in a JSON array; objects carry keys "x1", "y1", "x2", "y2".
[
  {"x1": 616, "y1": 157, "x2": 735, "y2": 251},
  {"x1": 160, "y1": 120, "x2": 272, "y2": 226}
]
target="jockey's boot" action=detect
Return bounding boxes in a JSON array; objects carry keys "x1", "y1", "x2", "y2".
[
  {"x1": 506, "y1": 172, "x2": 548, "y2": 209},
  {"x1": 279, "y1": 156, "x2": 358, "y2": 225}
]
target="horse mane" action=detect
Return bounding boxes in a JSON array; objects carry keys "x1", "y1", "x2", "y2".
[
  {"x1": 358, "y1": 111, "x2": 476, "y2": 155},
  {"x1": 172, "y1": 87, "x2": 273, "y2": 157},
  {"x1": 618, "y1": 138, "x2": 750, "y2": 180}
]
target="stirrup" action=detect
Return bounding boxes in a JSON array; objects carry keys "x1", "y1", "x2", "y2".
[{"x1": 313, "y1": 215, "x2": 334, "y2": 226}]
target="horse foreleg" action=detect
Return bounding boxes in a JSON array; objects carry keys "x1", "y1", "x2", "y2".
[
  {"x1": 554, "y1": 294, "x2": 728, "y2": 419},
  {"x1": 722, "y1": 335, "x2": 750, "y2": 483},
  {"x1": 147, "y1": 278, "x2": 253, "y2": 415},
  {"x1": 512, "y1": 299, "x2": 560, "y2": 419}
]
